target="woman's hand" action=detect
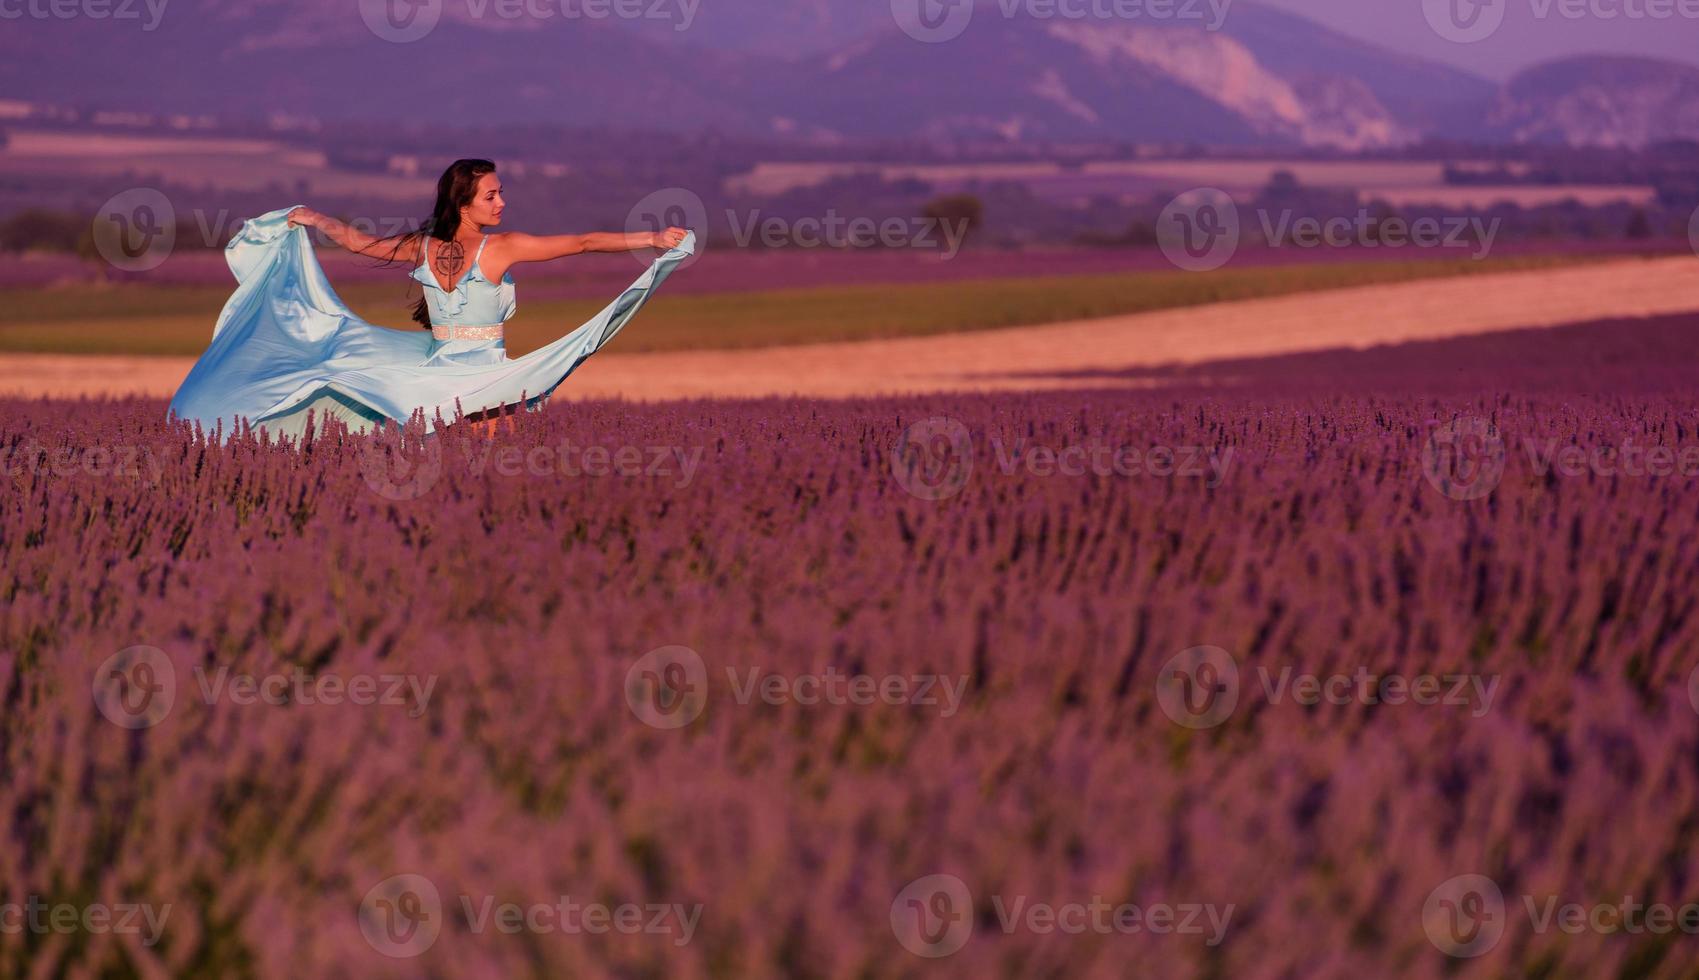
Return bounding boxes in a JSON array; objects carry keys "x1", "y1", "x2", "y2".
[
  {"x1": 650, "y1": 226, "x2": 688, "y2": 250},
  {"x1": 287, "y1": 207, "x2": 320, "y2": 229}
]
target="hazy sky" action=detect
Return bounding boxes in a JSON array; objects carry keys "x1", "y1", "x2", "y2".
[{"x1": 1257, "y1": 0, "x2": 1699, "y2": 79}]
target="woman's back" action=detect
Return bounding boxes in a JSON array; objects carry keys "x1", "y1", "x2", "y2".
[{"x1": 411, "y1": 233, "x2": 517, "y2": 336}]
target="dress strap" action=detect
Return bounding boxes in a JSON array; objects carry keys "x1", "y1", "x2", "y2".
[{"x1": 473, "y1": 234, "x2": 488, "y2": 265}]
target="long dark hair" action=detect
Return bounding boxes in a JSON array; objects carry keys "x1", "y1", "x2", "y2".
[{"x1": 363, "y1": 158, "x2": 498, "y2": 329}]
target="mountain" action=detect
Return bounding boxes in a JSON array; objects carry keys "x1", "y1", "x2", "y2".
[
  {"x1": 0, "y1": 0, "x2": 1688, "y2": 149},
  {"x1": 632, "y1": 1, "x2": 1497, "y2": 148},
  {"x1": 1484, "y1": 56, "x2": 1699, "y2": 147},
  {"x1": 749, "y1": 7, "x2": 1491, "y2": 149},
  {"x1": 0, "y1": 0, "x2": 771, "y2": 132},
  {"x1": 1204, "y1": 4, "x2": 1494, "y2": 134}
]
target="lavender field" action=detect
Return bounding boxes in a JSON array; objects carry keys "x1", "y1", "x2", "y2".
[{"x1": 7, "y1": 315, "x2": 1699, "y2": 978}]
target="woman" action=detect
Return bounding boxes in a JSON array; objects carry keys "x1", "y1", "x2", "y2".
[{"x1": 167, "y1": 158, "x2": 693, "y2": 440}]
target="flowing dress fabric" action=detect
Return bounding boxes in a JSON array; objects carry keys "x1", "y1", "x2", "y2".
[{"x1": 167, "y1": 205, "x2": 696, "y2": 439}]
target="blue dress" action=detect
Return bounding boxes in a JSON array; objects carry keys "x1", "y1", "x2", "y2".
[
  {"x1": 412, "y1": 230, "x2": 518, "y2": 369},
  {"x1": 167, "y1": 205, "x2": 695, "y2": 439}
]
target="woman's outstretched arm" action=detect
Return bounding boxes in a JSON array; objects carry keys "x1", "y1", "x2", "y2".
[
  {"x1": 491, "y1": 227, "x2": 688, "y2": 265},
  {"x1": 287, "y1": 207, "x2": 421, "y2": 263}
]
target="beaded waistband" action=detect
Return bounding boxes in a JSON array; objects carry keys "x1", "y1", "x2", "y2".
[{"x1": 430, "y1": 323, "x2": 505, "y2": 342}]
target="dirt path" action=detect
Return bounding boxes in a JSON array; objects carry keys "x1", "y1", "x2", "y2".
[{"x1": 3, "y1": 256, "x2": 1696, "y2": 403}]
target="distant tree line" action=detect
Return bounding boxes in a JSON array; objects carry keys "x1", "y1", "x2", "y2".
[{"x1": 1075, "y1": 168, "x2": 1696, "y2": 250}]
